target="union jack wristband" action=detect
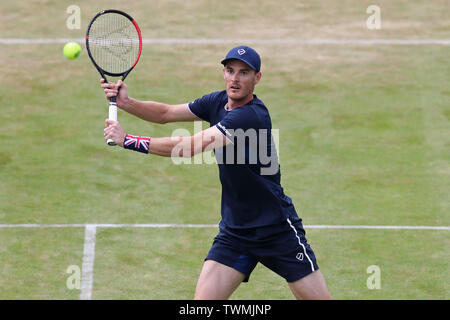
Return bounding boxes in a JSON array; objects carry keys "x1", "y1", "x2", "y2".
[{"x1": 123, "y1": 134, "x2": 151, "y2": 154}]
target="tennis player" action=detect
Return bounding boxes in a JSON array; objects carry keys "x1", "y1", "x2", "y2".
[{"x1": 102, "y1": 46, "x2": 332, "y2": 300}]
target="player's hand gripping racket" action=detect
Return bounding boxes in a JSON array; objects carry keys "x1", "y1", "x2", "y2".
[{"x1": 86, "y1": 9, "x2": 142, "y2": 146}]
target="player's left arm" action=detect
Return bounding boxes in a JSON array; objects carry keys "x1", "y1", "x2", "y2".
[
  {"x1": 104, "y1": 119, "x2": 230, "y2": 157},
  {"x1": 149, "y1": 125, "x2": 230, "y2": 157}
]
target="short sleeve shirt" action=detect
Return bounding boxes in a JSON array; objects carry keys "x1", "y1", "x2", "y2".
[{"x1": 189, "y1": 90, "x2": 297, "y2": 232}]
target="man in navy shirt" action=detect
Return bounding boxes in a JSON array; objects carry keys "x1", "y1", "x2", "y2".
[{"x1": 102, "y1": 46, "x2": 331, "y2": 299}]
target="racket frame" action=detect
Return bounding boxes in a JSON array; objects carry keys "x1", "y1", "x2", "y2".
[{"x1": 85, "y1": 9, "x2": 142, "y2": 146}]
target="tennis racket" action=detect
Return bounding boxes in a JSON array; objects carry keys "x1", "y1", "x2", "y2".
[{"x1": 86, "y1": 9, "x2": 142, "y2": 146}]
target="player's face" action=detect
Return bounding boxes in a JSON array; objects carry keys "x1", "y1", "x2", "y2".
[{"x1": 223, "y1": 60, "x2": 261, "y2": 103}]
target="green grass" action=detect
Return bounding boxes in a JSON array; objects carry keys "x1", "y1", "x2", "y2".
[
  {"x1": 0, "y1": 0, "x2": 449, "y2": 299},
  {"x1": 1, "y1": 0, "x2": 449, "y2": 39},
  {"x1": 1, "y1": 227, "x2": 447, "y2": 299},
  {"x1": 0, "y1": 228, "x2": 84, "y2": 299}
]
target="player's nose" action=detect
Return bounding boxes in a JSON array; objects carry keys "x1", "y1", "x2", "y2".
[{"x1": 229, "y1": 72, "x2": 239, "y2": 82}]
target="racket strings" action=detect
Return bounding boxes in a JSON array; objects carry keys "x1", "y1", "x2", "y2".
[{"x1": 88, "y1": 13, "x2": 140, "y2": 74}]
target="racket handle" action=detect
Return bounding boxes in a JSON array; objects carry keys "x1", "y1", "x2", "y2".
[{"x1": 107, "y1": 97, "x2": 118, "y2": 146}]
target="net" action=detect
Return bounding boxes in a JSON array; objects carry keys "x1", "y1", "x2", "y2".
[{"x1": 88, "y1": 13, "x2": 141, "y2": 74}]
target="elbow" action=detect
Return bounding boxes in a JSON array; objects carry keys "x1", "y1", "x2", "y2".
[
  {"x1": 156, "y1": 115, "x2": 168, "y2": 124},
  {"x1": 156, "y1": 107, "x2": 169, "y2": 124},
  {"x1": 183, "y1": 143, "x2": 197, "y2": 158},
  {"x1": 157, "y1": 103, "x2": 176, "y2": 124},
  {"x1": 184, "y1": 137, "x2": 198, "y2": 158},
  {"x1": 171, "y1": 136, "x2": 196, "y2": 158},
  {"x1": 177, "y1": 149, "x2": 196, "y2": 158}
]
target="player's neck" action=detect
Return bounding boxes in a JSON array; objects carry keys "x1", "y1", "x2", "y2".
[{"x1": 227, "y1": 93, "x2": 254, "y2": 110}]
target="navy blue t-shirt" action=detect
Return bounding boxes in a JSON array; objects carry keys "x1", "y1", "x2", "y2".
[{"x1": 189, "y1": 90, "x2": 300, "y2": 235}]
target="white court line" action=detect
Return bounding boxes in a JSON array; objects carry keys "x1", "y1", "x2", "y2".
[
  {"x1": 305, "y1": 225, "x2": 450, "y2": 230},
  {"x1": 0, "y1": 223, "x2": 448, "y2": 230},
  {"x1": 0, "y1": 38, "x2": 449, "y2": 45},
  {"x1": 80, "y1": 224, "x2": 97, "y2": 300},
  {"x1": 0, "y1": 223, "x2": 217, "y2": 228},
  {"x1": 1, "y1": 222, "x2": 448, "y2": 301}
]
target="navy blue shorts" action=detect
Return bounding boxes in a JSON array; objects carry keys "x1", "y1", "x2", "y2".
[{"x1": 205, "y1": 217, "x2": 319, "y2": 283}]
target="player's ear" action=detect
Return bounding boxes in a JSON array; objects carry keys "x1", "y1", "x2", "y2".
[{"x1": 254, "y1": 71, "x2": 262, "y2": 85}]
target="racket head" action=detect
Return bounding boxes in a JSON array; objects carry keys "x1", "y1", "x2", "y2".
[{"x1": 86, "y1": 9, "x2": 142, "y2": 79}]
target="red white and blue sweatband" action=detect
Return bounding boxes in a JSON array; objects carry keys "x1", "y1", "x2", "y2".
[{"x1": 123, "y1": 134, "x2": 151, "y2": 154}]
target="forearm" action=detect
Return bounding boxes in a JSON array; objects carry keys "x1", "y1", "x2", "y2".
[
  {"x1": 148, "y1": 136, "x2": 194, "y2": 158},
  {"x1": 122, "y1": 97, "x2": 169, "y2": 124},
  {"x1": 112, "y1": 126, "x2": 225, "y2": 158}
]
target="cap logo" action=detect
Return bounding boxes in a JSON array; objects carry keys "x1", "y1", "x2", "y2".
[{"x1": 237, "y1": 48, "x2": 246, "y2": 55}]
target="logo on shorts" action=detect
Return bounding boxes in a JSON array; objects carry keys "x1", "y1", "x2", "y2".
[
  {"x1": 296, "y1": 253, "x2": 304, "y2": 261},
  {"x1": 237, "y1": 48, "x2": 246, "y2": 55}
]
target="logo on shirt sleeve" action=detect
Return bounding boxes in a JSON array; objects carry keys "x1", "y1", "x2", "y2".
[{"x1": 217, "y1": 122, "x2": 232, "y2": 137}]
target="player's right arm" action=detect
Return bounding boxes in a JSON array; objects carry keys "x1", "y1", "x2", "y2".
[{"x1": 100, "y1": 79, "x2": 200, "y2": 124}]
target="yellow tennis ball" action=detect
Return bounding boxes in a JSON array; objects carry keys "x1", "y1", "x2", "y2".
[{"x1": 63, "y1": 42, "x2": 82, "y2": 60}]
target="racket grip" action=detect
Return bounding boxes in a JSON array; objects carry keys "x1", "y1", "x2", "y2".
[{"x1": 107, "y1": 97, "x2": 118, "y2": 146}]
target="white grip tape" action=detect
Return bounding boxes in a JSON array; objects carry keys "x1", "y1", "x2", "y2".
[
  {"x1": 107, "y1": 102, "x2": 118, "y2": 146},
  {"x1": 109, "y1": 103, "x2": 118, "y2": 121}
]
